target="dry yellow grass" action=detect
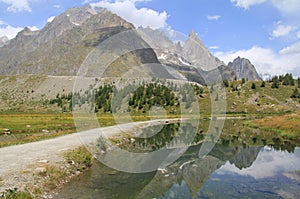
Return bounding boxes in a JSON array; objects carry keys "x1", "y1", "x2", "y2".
[{"x1": 252, "y1": 112, "x2": 300, "y2": 138}]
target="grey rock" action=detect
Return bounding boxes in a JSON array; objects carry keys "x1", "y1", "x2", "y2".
[
  {"x1": 0, "y1": 36, "x2": 9, "y2": 47},
  {"x1": 228, "y1": 57, "x2": 261, "y2": 80}
]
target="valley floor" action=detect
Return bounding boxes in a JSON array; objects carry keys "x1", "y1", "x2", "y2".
[{"x1": 0, "y1": 119, "x2": 169, "y2": 198}]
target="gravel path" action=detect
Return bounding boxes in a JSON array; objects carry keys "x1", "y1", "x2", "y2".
[{"x1": 0, "y1": 119, "x2": 169, "y2": 192}]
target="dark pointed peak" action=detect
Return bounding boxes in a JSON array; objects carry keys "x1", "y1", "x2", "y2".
[
  {"x1": 233, "y1": 56, "x2": 250, "y2": 64},
  {"x1": 16, "y1": 27, "x2": 32, "y2": 36},
  {"x1": 187, "y1": 29, "x2": 204, "y2": 45},
  {"x1": 22, "y1": 27, "x2": 32, "y2": 33}
]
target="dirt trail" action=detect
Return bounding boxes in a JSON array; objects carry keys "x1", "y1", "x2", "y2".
[{"x1": 0, "y1": 119, "x2": 169, "y2": 192}]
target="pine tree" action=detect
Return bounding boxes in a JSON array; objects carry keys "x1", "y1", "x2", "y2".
[
  {"x1": 241, "y1": 78, "x2": 246, "y2": 85},
  {"x1": 223, "y1": 79, "x2": 229, "y2": 87},
  {"x1": 291, "y1": 88, "x2": 299, "y2": 98},
  {"x1": 251, "y1": 83, "x2": 256, "y2": 89},
  {"x1": 271, "y1": 76, "x2": 280, "y2": 88}
]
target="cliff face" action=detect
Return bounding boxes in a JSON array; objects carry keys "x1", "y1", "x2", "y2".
[
  {"x1": 183, "y1": 30, "x2": 224, "y2": 71},
  {"x1": 0, "y1": 36, "x2": 9, "y2": 47},
  {"x1": 228, "y1": 57, "x2": 261, "y2": 80},
  {"x1": 0, "y1": 5, "x2": 261, "y2": 83},
  {"x1": 0, "y1": 6, "x2": 161, "y2": 77}
]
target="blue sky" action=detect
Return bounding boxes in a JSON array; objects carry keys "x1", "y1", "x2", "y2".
[{"x1": 0, "y1": 0, "x2": 299, "y2": 77}]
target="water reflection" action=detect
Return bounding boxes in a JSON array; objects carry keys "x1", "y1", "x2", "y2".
[{"x1": 56, "y1": 121, "x2": 300, "y2": 199}]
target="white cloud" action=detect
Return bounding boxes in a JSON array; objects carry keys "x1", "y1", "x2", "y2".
[
  {"x1": 230, "y1": 0, "x2": 267, "y2": 9},
  {"x1": 280, "y1": 42, "x2": 300, "y2": 55},
  {"x1": 0, "y1": 20, "x2": 4, "y2": 25},
  {"x1": 47, "y1": 16, "x2": 55, "y2": 23},
  {"x1": 28, "y1": 26, "x2": 38, "y2": 31},
  {"x1": 0, "y1": 25, "x2": 23, "y2": 39},
  {"x1": 209, "y1": 46, "x2": 219, "y2": 50},
  {"x1": 0, "y1": 0, "x2": 32, "y2": 12},
  {"x1": 271, "y1": 22, "x2": 296, "y2": 38},
  {"x1": 53, "y1": 4, "x2": 60, "y2": 9},
  {"x1": 217, "y1": 148, "x2": 300, "y2": 180},
  {"x1": 270, "y1": 0, "x2": 300, "y2": 17},
  {"x1": 297, "y1": 31, "x2": 300, "y2": 38},
  {"x1": 231, "y1": 0, "x2": 300, "y2": 18},
  {"x1": 215, "y1": 45, "x2": 300, "y2": 77},
  {"x1": 91, "y1": 0, "x2": 168, "y2": 29},
  {"x1": 207, "y1": 15, "x2": 221, "y2": 20}
]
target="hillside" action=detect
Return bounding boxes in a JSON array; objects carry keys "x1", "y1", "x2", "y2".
[{"x1": 0, "y1": 75, "x2": 299, "y2": 114}]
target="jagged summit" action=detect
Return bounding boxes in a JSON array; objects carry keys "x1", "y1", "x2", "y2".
[
  {"x1": 183, "y1": 30, "x2": 224, "y2": 71},
  {"x1": 0, "y1": 4, "x2": 261, "y2": 83},
  {"x1": 0, "y1": 5, "x2": 143, "y2": 75},
  {"x1": 228, "y1": 57, "x2": 261, "y2": 80}
]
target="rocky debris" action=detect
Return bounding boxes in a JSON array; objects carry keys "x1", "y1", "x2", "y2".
[
  {"x1": 38, "y1": 160, "x2": 49, "y2": 164},
  {"x1": 34, "y1": 167, "x2": 47, "y2": 175}
]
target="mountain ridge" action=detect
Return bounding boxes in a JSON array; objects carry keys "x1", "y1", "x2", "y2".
[{"x1": 0, "y1": 4, "x2": 261, "y2": 82}]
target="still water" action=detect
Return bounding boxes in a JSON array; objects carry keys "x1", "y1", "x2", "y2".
[{"x1": 56, "y1": 122, "x2": 300, "y2": 199}]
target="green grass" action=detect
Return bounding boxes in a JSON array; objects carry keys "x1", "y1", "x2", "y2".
[
  {"x1": 64, "y1": 146, "x2": 93, "y2": 172},
  {"x1": 250, "y1": 112, "x2": 300, "y2": 140},
  {"x1": 0, "y1": 113, "x2": 76, "y2": 147},
  {"x1": 0, "y1": 188, "x2": 33, "y2": 199}
]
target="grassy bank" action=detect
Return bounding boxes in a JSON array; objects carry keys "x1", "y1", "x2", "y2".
[
  {"x1": 250, "y1": 112, "x2": 300, "y2": 140},
  {"x1": 0, "y1": 111, "x2": 297, "y2": 148}
]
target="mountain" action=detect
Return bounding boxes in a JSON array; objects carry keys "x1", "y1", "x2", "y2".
[
  {"x1": 138, "y1": 28, "x2": 237, "y2": 84},
  {"x1": 0, "y1": 4, "x2": 260, "y2": 83},
  {"x1": 0, "y1": 5, "x2": 169, "y2": 78},
  {"x1": 228, "y1": 57, "x2": 261, "y2": 80},
  {"x1": 183, "y1": 30, "x2": 224, "y2": 71}
]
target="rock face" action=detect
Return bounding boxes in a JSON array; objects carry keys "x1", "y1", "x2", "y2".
[
  {"x1": 138, "y1": 28, "x2": 236, "y2": 84},
  {"x1": 0, "y1": 4, "x2": 261, "y2": 83},
  {"x1": 0, "y1": 36, "x2": 9, "y2": 47},
  {"x1": 183, "y1": 30, "x2": 224, "y2": 71},
  {"x1": 228, "y1": 57, "x2": 261, "y2": 80},
  {"x1": 0, "y1": 5, "x2": 162, "y2": 77}
]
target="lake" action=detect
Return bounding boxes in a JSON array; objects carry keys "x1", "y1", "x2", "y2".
[{"x1": 56, "y1": 120, "x2": 300, "y2": 199}]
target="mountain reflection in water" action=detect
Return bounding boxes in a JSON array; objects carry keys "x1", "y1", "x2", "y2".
[{"x1": 55, "y1": 142, "x2": 300, "y2": 199}]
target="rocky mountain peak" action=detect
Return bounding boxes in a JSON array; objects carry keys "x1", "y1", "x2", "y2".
[
  {"x1": 18, "y1": 27, "x2": 33, "y2": 35},
  {"x1": 188, "y1": 30, "x2": 198, "y2": 39},
  {"x1": 0, "y1": 5, "x2": 157, "y2": 76},
  {"x1": 183, "y1": 30, "x2": 224, "y2": 71},
  {"x1": 228, "y1": 57, "x2": 261, "y2": 80}
]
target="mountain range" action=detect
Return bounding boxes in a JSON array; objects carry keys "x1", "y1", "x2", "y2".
[{"x1": 0, "y1": 5, "x2": 261, "y2": 83}]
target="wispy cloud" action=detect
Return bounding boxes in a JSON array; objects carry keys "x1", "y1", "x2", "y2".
[
  {"x1": 207, "y1": 15, "x2": 221, "y2": 20},
  {"x1": 231, "y1": 0, "x2": 300, "y2": 19},
  {"x1": 271, "y1": 22, "x2": 296, "y2": 39},
  {"x1": 230, "y1": 0, "x2": 266, "y2": 9},
  {"x1": 297, "y1": 31, "x2": 300, "y2": 38},
  {"x1": 0, "y1": 0, "x2": 33, "y2": 12},
  {"x1": 280, "y1": 42, "x2": 300, "y2": 55},
  {"x1": 209, "y1": 46, "x2": 219, "y2": 50},
  {"x1": 53, "y1": 4, "x2": 61, "y2": 9}
]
